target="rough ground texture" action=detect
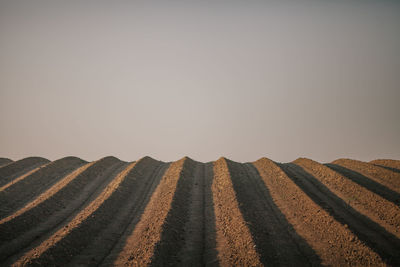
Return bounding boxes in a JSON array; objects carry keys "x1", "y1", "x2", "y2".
[
  {"x1": 332, "y1": 158, "x2": 400, "y2": 194},
  {"x1": 0, "y1": 156, "x2": 399, "y2": 266},
  {"x1": 295, "y1": 158, "x2": 400, "y2": 238},
  {"x1": 370, "y1": 159, "x2": 400, "y2": 173}
]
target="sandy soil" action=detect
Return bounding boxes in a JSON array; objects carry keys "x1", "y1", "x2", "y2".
[
  {"x1": 0, "y1": 156, "x2": 399, "y2": 266},
  {"x1": 370, "y1": 159, "x2": 400, "y2": 172},
  {"x1": 332, "y1": 159, "x2": 400, "y2": 193}
]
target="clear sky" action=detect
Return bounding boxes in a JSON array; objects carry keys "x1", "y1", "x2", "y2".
[{"x1": 1, "y1": 0, "x2": 399, "y2": 163}]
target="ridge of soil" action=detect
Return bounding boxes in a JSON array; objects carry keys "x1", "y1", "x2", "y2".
[
  {"x1": 212, "y1": 158, "x2": 262, "y2": 266},
  {"x1": 294, "y1": 158, "x2": 400, "y2": 238},
  {"x1": 0, "y1": 157, "x2": 50, "y2": 188},
  {"x1": 227, "y1": 159, "x2": 319, "y2": 265},
  {"x1": 253, "y1": 158, "x2": 384, "y2": 266},
  {"x1": 370, "y1": 159, "x2": 400, "y2": 172},
  {"x1": 12, "y1": 159, "x2": 129, "y2": 266},
  {"x1": 332, "y1": 159, "x2": 400, "y2": 193},
  {"x1": 280, "y1": 162, "x2": 400, "y2": 266},
  {"x1": 0, "y1": 157, "x2": 86, "y2": 219},
  {"x1": 113, "y1": 157, "x2": 187, "y2": 266},
  {"x1": 0, "y1": 158, "x2": 13, "y2": 168},
  {"x1": 1, "y1": 157, "x2": 124, "y2": 264},
  {"x1": 326, "y1": 163, "x2": 400, "y2": 206}
]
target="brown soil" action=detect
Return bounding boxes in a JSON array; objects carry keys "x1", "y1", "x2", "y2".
[
  {"x1": 370, "y1": 159, "x2": 400, "y2": 173},
  {"x1": 1, "y1": 156, "x2": 400, "y2": 266},
  {"x1": 12, "y1": 158, "x2": 129, "y2": 266},
  {"x1": 295, "y1": 158, "x2": 400, "y2": 238},
  {"x1": 0, "y1": 166, "x2": 47, "y2": 192},
  {"x1": 253, "y1": 158, "x2": 385, "y2": 266},
  {"x1": 0, "y1": 157, "x2": 87, "y2": 219},
  {"x1": 0, "y1": 157, "x2": 50, "y2": 188},
  {"x1": 0, "y1": 157, "x2": 124, "y2": 264},
  {"x1": 332, "y1": 159, "x2": 400, "y2": 193},
  {"x1": 113, "y1": 157, "x2": 187, "y2": 266},
  {"x1": 0, "y1": 158, "x2": 13, "y2": 167},
  {"x1": 212, "y1": 157, "x2": 262, "y2": 266}
]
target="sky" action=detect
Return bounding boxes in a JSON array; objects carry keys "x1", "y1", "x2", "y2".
[{"x1": 0, "y1": 0, "x2": 399, "y2": 163}]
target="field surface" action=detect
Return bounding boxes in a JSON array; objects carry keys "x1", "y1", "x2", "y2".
[{"x1": 0, "y1": 156, "x2": 399, "y2": 266}]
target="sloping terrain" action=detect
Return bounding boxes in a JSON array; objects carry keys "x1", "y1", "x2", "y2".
[{"x1": 0, "y1": 156, "x2": 399, "y2": 266}]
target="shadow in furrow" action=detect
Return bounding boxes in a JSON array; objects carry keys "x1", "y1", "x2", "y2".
[
  {"x1": 326, "y1": 164, "x2": 400, "y2": 206},
  {"x1": 97, "y1": 161, "x2": 170, "y2": 266},
  {"x1": 150, "y1": 159, "x2": 198, "y2": 266},
  {"x1": 226, "y1": 160, "x2": 321, "y2": 266},
  {"x1": 372, "y1": 164, "x2": 400, "y2": 174},
  {"x1": 279, "y1": 163, "x2": 400, "y2": 266}
]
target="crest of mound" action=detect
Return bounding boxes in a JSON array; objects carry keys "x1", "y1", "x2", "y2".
[
  {"x1": 253, "y1": 157, "x2": 275, "y2": 165},
  {"x1": 97, "y1": 156, "x2": 125, "y2": 164}
]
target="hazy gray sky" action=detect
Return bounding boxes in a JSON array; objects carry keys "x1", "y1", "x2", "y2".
[{"x1": 1, "y1": 0, "x2": 399, "y2": 163}]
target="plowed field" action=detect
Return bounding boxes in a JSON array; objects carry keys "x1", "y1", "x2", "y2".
[{"x1": 0, "y1": 156, "x2": 399, "y2": 266}]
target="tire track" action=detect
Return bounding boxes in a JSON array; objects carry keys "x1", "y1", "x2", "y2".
[
  {"x1": 212, "y1": 158, "x2": 262, "y2": 266},
  {"x1": 176, "y1": 161, "x2": 218, "y2": 267},
  {"x1": 225, "y1": 159, "x2": 320, "y2": 266},
  {"x1": 0, "y1": 157, "x2": 50, "y2": 188},
  {"x1": 113, "y1": 157, "x2": 187, "y2": 266},
  {"x1": 0, "y1": 157, "x2": 86, "y2": 219},
  {"x1": 326, "y1": 163, "x2": 400, "y2": 206},
  {"x1": 253, "y1": 158, "x2": 384, "y2": 266},
  {"x1": 280, "y1": 163, "x2": 400, "y2": 266},
  {"x1": 202, "y1": 162, "x2": 219, "y2": 267},
  {"x1": 11, "y1": 158, "x2": 130, "y2": 266},
  {"x1": 177, "y1": 161, "x2": 205, "y2": 266},
  {"x1": 332, "y1": 159, "x2": 400, "y2": 193},
  {"x1": 0, "y1": 157, "x2": 123, "y2": 264},
  {"x1": 295, "y1": 158, "x2": 400, "y2": 238}
]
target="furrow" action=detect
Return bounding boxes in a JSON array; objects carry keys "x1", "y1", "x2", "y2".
[
  {"x1": 0, "y1": 165, "x2": 47, "y2": 192},
  {"x1": 177, "y1": 161, "x2": 207, "y2": 266},
  {"x1": 98, "y1": 160, "x2": 170, "y2": 266},
  {"x1": 295, "y1": 158, "x2": 400, "y2": 238},
  {"x1": 226, "y1": 159, "x2": 319, "y2": 266},
  {"x1": 280, "y1": 163, "x2": 400, "y2": 266},
  {"x1": 68, "y1": 157, "x2": 166, "y2": 266},
  {"x1": 202, "y1": 162, "x2": 219, "y2": 266},
  {"x1": 0, "y1": 157, "x2": 87, "y2": 219},
  {"x1": 326, "y1": 163, "x2": 400, "y2": 206},
  {"x1": 332, "y1": 159, "x2": 400, "y2": 193},
  {"x1": 370, "y1": 159, "x2": 400, "y2": 172},
  {"x1": 150, "y1": 158, "x2": 197, "y2": 266},
  {"x1": 253, "y1": 158, "x2": 384, "y2": 266},
  {"x1": 212, "y1": 158, "x2": 262, "y2": 267},
  {"x1": 113, "y1": 157, "x2": 187, "y2": 266},
  {"x1": 11, "y1": 159, "x2": 131, "y2": 266},
  {"x1": 0, "y1": 162, "x2": 95, "y2": 225},
  {"x1": 0, "y1": 157, "x2": 123, "y2": 264},
  {"x1": 0, "y1": 158, "x2": 13, "y2": 168},
  {"x1": 0, "y1": 157, "x2": 50, "y2": 188}
]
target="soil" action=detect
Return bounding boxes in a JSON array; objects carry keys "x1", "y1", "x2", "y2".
[
  {"x1": 332, "y1": 159, "x2": 400, "y2": 193},
  {"x1": 1, "y1": 156, "x2": 399, "y2": 266},
  {"x1": 0, "y1": 157, "x2": 50, "y2": 188},
  {"x1": 295, "y1": 158, "x2": 400, "y2": 238},
  {"x1": 254, "y1": 158, "x2": 385, "y2": 266},
  {"x1": 370, "y1": 159, "x2": 400, "y2": 172},
  {"x1": 0, "y1": 158, "x2": 13, "y2": 168}
]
